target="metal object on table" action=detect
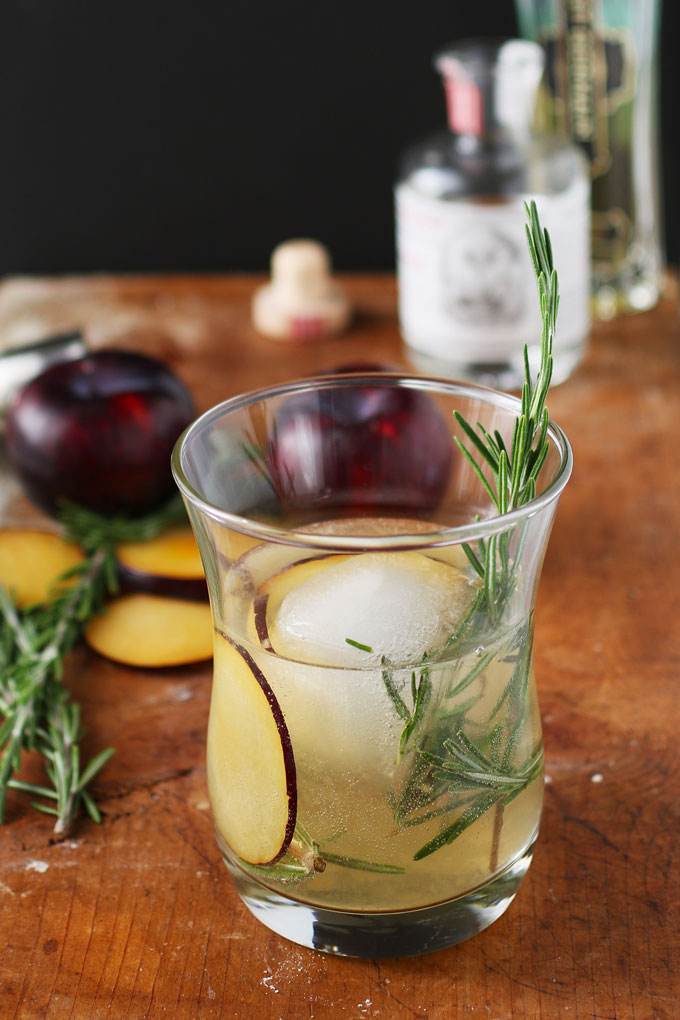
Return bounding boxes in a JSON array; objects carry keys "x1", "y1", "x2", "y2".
[{"x1": 0, "y1": 331, "x2": 87, "y2": 423}]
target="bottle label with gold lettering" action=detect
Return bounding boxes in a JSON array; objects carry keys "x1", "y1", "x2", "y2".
[{"x1": 535, "y1": 0, "x2": 636, "y2": 266}]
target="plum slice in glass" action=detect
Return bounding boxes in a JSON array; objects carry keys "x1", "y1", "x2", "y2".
[{"x1": 208, "y1": 635, "x2": 297, "y2": 866}]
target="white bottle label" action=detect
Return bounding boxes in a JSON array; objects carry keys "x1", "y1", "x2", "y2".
[{"x1": 395, "y1": 178, "x2": 590, "y2": 362}]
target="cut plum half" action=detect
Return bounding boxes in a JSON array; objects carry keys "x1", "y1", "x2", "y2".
[
  {"x1": 258, "y1": 550, "x2": 475, "y2": 668},
  {"x1": 116, "y1": 526, "x2": 207, "y2": 600},
  {"x1": 84, "y1": 593, "x2": 213, "y2": 667},
  {"x1": 208, "y1": 634, "x2": 297, "y2": 865},
  {"x1": 0, "y1": 529, "x2": 85, "y2": 608}
]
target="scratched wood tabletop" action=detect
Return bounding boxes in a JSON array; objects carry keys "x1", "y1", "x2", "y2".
[{"x1": 0, "y1": 274, "x2": 678, "y2": 1020}]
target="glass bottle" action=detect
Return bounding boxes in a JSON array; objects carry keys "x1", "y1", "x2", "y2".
[
  {"x1": 516, "y1": 0, "x2": 664, "y2": 320},
  {"x1": 395, "y1": 38, "x2": 590, "y2": 390}
]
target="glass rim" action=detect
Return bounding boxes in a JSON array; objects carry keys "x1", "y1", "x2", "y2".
[{"x1": 172, "y1": 373, "x2": 573, "y2": 551}]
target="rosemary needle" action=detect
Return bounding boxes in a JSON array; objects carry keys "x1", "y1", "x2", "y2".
[{"x1": 0, "y1": 496, "x2": 188, "y2": 834}]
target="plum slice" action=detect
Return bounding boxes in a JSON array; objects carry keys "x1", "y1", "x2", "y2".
[
  {"x1": 116, "y1": 526, "x2": 207, "y2": 600},
  {"x1": 84, "y1": 593, "x2": 213, "y2": 667},
  {"x1": 0, "y1": 529, "x2": 85, "y2": 608},
  {"x1": 208, "y1": 634, "x2": 297, "y2": 865},
  {"x1": 252, "y1": 554, "x2": 350, "y2": 653}
]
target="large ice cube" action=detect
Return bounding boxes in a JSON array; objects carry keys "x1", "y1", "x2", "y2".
[{"x1": 269, "y1": 551, "x2": 472, "y2": 668}]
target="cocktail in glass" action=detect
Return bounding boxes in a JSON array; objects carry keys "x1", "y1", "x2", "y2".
[{"x1": 172, "y1": 373, "x2": 571, "y2": 956}]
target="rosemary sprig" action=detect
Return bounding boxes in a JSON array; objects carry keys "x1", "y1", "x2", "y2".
[
  {"x1": 399, "y1": 667, "x2": 432, "y2": 757},
  {"x1": 413, "y1": 741, "x2": 543, "y2": 860},
  {"x1": 402, "y1": 202, "x2": 557, "y2": 859},
  {"x1": 320, "y1": 851, "x2": 406, "y2": 875},
  {"x1": 354, "y1": 649, "x2": 433, "y2": 762},
  {"x1": 0, "y1": 496, "x2": 188, "y2": 834},
  {"x1": 237, "y1": 821, "x2": 406, "y2": 885},
  {"x1": 345, "y1": 203, "x2": 556, "y2": 869},
  {"x1": 454, "y1": 200, "x2": 558, "y2": 626},
  {"x1": 60, "y1": 497, "x2": 188, "y2": 553}
]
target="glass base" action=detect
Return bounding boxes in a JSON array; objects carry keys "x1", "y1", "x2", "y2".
[
  {"x1": 404, "y1": 338, "x2": 584, "y2": 393},
  {"x1": 225, "y1": 838, "x2": 537, "y2": 958}
]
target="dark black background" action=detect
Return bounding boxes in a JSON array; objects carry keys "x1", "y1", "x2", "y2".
[{"x1": 0, "y1": 1, "x2": 676, "y2": 274}]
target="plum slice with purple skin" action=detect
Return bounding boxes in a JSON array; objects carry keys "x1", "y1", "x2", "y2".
[
  {"x1": 115, "y1": 526, "x2": 208, "y2": 601},
  {"x1": 208, "y1": 634, "x2": 297, "y2": 865},
  {"x1": 255, "y1": 549, "x2": 475, "y2": 669},
  {"x1": 252, "y1": 554, "x2": 351, "y2": 654}
]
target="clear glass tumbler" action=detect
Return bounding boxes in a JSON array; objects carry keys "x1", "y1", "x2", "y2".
[{"x1": 172, "y1": 373, "x2": 572, "y2": 957}]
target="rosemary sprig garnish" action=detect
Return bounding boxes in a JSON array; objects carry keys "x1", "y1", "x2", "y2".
[
  {"x1": 413, "y1": 791, "x2": 500, "y2": 861},
  {"x1": 358, "y1": 651, "x2": 433, "y2": 761},
  {"x1": 402, "y1": 203, "x2": 557, "y2": 859},
  {"x1": 453, "y1": 200, "x2": 557, "y2": 627},
  {"x1": 413, "y1": 741, "x2": 543, "y2": 860},
  {"x1": 399, "y1": 667, "x2": 432, "y2": 757},
  {"x1": 402, "y1": 202, "x2": 557, "y2": 859},
  {"x1": 333, "y1": 204, "x2": 557, "y2": 871},
  {"x1": 0, "y1": 496, "x2": 188, "y2": 834}
]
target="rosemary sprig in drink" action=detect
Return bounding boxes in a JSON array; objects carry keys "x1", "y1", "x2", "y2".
[
  {"x1": 406, "y1": 201, "x2": 557, "y2": 859},
  {"x1": 343, "y1": 203, "x2": 558, "y2": 866},
  {"x1": 412, "y1": 741, "x2": 543, "y2": 860},
  {"x1": 0, "y1": 497, "x2": 187, "y2": 834},
  {"x1": 453, "y1": 199, "x2": 557, "y2": 627},
  {"x1": 236, "y1": 821, "x2": 406, "y2": 885}
]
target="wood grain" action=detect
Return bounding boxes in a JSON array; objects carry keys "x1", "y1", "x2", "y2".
[{"x1": 0, "y1": 273, "x2": 678, "y2": 1020}]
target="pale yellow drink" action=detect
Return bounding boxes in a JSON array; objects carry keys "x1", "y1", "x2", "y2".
[{"x1": 207, "y1": 518, "x2": 543, "y2": 914}]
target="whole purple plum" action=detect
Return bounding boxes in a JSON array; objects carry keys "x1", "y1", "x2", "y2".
[
  {"x1": 268, "y1": 374, "x2": 454, "y2": 517},
  {"x1": 6, "y1": 349, "x2": 196, "y2": 518}
]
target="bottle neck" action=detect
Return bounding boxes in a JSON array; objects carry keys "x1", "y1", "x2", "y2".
[
  {"x1": 442, "y1": 74, "x2": 484, "y2": 136},
  {"x1": 436, "y1": 40, "x2": 543, "y2": 146}
]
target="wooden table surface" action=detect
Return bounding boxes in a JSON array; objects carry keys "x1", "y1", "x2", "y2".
[{"x1": 0, "y1": 274, "x2": 678, "y2": 1020}]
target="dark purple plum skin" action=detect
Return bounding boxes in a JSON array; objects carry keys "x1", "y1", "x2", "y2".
[
  {"x1": 6, "y1": 350, "x2": 196, "y2": 518},
  {"x1": 116, "y1": 562, "x2": 208, "y2": 601},
  {"x1": 268, "y1": 376, "x2": 455, "y2": 518}
]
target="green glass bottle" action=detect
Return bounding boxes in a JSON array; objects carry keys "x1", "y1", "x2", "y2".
[{"x1": 516, "y1": 0, "x2": 664, "y2": 318}]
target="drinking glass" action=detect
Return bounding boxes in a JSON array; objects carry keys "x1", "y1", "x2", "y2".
[{"x1": 172, "y1": 373, "x2": 572, "y2": 957}]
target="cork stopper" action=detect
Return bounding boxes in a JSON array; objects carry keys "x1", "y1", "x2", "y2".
[{"x1": 252, "y1": 240, "x2": 351, "y2": 341}]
